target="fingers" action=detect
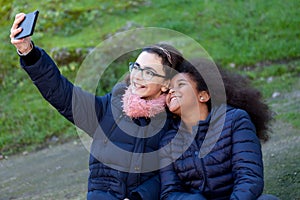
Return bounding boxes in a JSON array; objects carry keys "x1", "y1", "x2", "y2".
[
  {"x1": 10, "y1": 28, "x2": 22, "y2": 41},
  {"x1": 10, "y1": 13, "x2": 25, "y2": 40},
  {"x1": 12, "y1": 13, "x2": 25, "y2": 30},
  {"x1": 10, "y1": 13, "x2": 32, "y2": 52}
]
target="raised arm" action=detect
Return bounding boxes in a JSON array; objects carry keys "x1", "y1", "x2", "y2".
[{"x1": 10, "y1": 13, "x2": 108, "y2": 137}]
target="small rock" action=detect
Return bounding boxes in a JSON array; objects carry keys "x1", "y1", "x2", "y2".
[
  {"x1": 48, "y1": 136, "x2": 59, "y2": 143},
  {"x1": 267, "y1": 77, "x2": 273, "y2": 83},
  {"x1": 229, "y1": 63, "x2": 236, "y2": 68},
  {"x1": 272, "y1": 92, "x2": 281, "y2": 98}
]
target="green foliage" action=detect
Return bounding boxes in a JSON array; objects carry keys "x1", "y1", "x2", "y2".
[
  {"x1": 278, "y1": 112, "x2": 300, "y2": 129},
  {"x1": 96, "y1": 61, "x2": 128, "y2": 96},
  {"x1": 0, "y1": 70, "x2": 76, "y2": 154},
  {"x1": 244, "y1": 61, "x2": 300, "y2": 132},
  {"x1": 244, "y1": 60, "x2": 300, "y2": 98},
  {"x1": 138, "y1": 0, "x2": 300, "y2": 66},
  {"x1": 96, "y1": 50, "x2": 139, "y2": 95},
  {"x1": 0, "y1": 0, "x2": 12, "y2": 25},
  {"x1": 2, "y1": 0, "x2": 299, "y2": 77},
  {"x1": 265, "y1": 76, "x2": 300, "y2": 130}
]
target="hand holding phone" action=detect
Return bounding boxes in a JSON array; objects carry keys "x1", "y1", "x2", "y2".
[{"x1": 14, "y1": 10, "x2": 39, "y2": 40}]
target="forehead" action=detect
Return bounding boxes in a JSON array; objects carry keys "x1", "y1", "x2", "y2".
[
  {"x1": 136, "y1": 52, "x2": 163, "y2": 67},
  {"x1": 171, "y1": 73, "x2": 190, "y2": 83},
  {"x1": 171, "y1": 73, "x2": 197, "y2": 87}
]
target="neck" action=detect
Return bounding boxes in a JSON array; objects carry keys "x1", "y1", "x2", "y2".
[
  {"x1": 181, "y1": 105, "x2": 209, "y2": 132},
  {"x1": 122, "y1": 87, "x2": 166, "y2": 118}
]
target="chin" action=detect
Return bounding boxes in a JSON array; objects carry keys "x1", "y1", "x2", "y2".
[
  {"x1": 132, "y1": 90, "x2": 144, "y2": 97},
  {"x1": 168, "y1": 106, "x2": 181, "y2": 115}
]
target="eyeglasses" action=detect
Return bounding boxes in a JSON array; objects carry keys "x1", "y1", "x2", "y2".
[{"x1": 129, "y1": 62, "x2": 167, "y2": 80}]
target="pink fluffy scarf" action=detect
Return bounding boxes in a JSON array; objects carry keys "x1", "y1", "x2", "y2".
[{"x1": 122, "y1": 86, "x2": 166, "y2": 118}]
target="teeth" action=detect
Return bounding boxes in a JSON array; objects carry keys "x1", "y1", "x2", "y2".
[
  {"x1": 169, "y1": 97, "x2": 178, "y2": 106},
  {"x1": 170, "y1": 96, "x2": 177, "y2": 101},
  {"x1": 134, "y1": 82, "x2": 144, "y2": 88},
  {"x1": 168, "y1": 96, "x2": 180, "y2": 110}
]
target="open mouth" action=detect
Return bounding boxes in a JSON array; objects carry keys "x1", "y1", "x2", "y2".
[
  {"x1": 169, "y1": 95, "x2": 180, "y2": 104},
  {"x1": 133, "y1": 82, "x2": 146, "y2": 89},
  {"x1": 169, "y1": 95, "x2": 177, "y2": 102},
  {"x1": 167, "y1": 94, "x2": 181, "y2": 111}
]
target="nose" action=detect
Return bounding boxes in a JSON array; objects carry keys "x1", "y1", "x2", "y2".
[
  {"x1": 131, "y1": 68, "x2": 143, "y2": 80},
  {"x1": 168, "y1": 87, "x2": 175, "y2": 94}
]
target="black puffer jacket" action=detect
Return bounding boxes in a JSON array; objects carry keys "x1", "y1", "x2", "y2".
[
  {"x1": 160, "y1": 105, "x2": 264, "y2": 200},
  {"x1": 20, "y1": 47, "x2": 172, "y2": 200}
]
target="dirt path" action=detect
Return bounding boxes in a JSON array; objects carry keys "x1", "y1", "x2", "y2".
[{"x1": 0, "y1": 141, "x2": 89, "y2": 200}]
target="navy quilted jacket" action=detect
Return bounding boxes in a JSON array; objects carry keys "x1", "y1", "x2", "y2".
[
  {"x1": 159, "y1": 105, "x2": 264, "y2": 200},
  {"x1": 20, "y1": 47, "x2": 173, "y2": 200}
]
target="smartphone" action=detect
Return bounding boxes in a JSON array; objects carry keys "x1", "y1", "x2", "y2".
[{"x1": 14, "y1": 10, "x2": 39, "y2": 40}]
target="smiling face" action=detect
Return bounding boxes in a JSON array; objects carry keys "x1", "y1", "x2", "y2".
[
  {"x1": 166, "y1": 72, "x2": 211, "y2": 123},
  {"x1": 166, "y1": 73, "x2": 200, "y2": 116},
  {"x1": 130, "y1": 51, "x2": 169, "y2": 100}
]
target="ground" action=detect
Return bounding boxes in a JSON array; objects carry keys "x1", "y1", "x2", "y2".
[{"x1": 0, "y1": 141, "x2": 89, "y2": 200}]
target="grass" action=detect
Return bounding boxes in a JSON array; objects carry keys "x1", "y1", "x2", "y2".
[
  {"x1": 2, "y1": 0, "x2": 299, "y2": 66},
  {"x1": 0, "y1": 1, "x2": 299, "y2": 199},
  {"x1": 262, "y1": 77, "x2": 300, "y2": 199},
  {"x1": 0, "y1": 69, "x2": 77, "y2": 154}
]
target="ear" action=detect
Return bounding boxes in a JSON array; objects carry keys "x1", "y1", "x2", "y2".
[
  {"x1": 161, "y1": 80, "x2": 170, "y2": 93},
  {"x1": 198, "y1": 91, "x2": 210, "y2": 102}
]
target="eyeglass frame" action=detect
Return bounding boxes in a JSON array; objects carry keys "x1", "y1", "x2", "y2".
[{"x1": 129, "y1": 62, "x2": 167, "y2": 80}]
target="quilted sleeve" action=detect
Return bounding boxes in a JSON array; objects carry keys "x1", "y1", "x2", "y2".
[
  {"x1": 230, "y1": 109, "x2": 264, "y2": 200},
  {"x1": 159, "y1": 131, "x2": 206, "y2": 200},
  {"x1": 21, "y1": 47, "x2": 108, "y2": 137}
]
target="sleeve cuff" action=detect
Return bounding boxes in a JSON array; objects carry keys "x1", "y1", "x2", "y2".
[
  {"x1": 17, "y1": 42, "x2": 33, "y2": 56},
  {"x1": 18, "y1": 41, "x2": 41, "y2": 66}
]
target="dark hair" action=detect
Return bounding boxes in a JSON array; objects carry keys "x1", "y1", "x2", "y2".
[
  {"x1": 142, "y1": 43, "x2": 184, "y2": 79},
  {"x1": 177, "y1": 59, "x2": 273, "y2": 142},
  {"x1": 124, "y1": 43, "x2": 184, "y2": 85}
]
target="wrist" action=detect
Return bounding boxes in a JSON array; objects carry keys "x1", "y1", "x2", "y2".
[{"x1": 17, "y1": 42, "x2": 33, "y2": 56}]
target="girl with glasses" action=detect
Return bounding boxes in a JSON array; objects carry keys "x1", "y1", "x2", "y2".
[{"x1": 10, "y1": 13, "x2": 184, "y2": 200}]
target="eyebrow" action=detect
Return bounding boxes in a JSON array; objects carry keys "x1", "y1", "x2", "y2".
[
  {"x1": 144, "y1": 66, "x2": 158, "y2": 72},
  {"x1": 170, "y1": 78, "x2": 188, "y2": 87},
  {"x1": 137, "y1": 62, "x2": 161, "y2": 73},
  {"x1": 176, "y1": 78, "x2": 188, "y2": 82}
]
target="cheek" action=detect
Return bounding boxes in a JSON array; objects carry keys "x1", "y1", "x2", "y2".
[
  {"x1": 147, "y1": 77, "x2": 163, "y2": 84},
  {"x1": 147, "y1": 82, "x2": 163, "y2": 90},
  {"x1": 166, "y1": 94, "x2": 171, "y2": 105},
  {"x1": 130, "y1": 72, "x2": 139, "y2": 81},
  {"x1": 129, "y1": 74, "x2": 133, "y2": 83},
  {"x1": 182, "y1": 90, "x2": 197, "y2": 105}
]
